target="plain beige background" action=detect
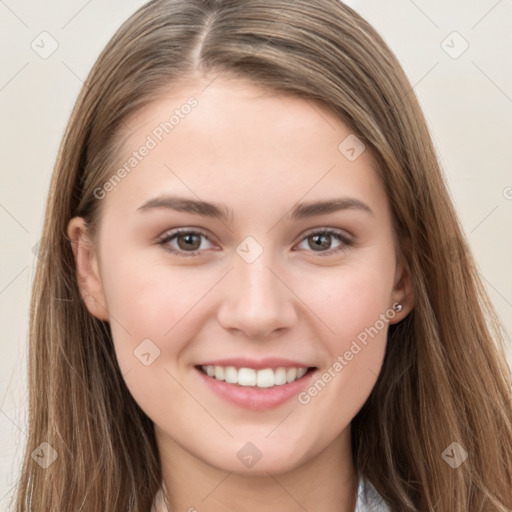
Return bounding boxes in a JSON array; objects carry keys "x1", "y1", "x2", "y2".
[{"x1": 1, "y1": 0, "x2": 511, "y2": 508}]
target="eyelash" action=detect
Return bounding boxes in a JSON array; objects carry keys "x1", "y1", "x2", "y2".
[{"x1": 157, "y1": 227, "x2": 353, "y2": 257}]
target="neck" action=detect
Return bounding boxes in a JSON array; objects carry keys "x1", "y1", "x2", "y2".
[{"x1": 156, "y1": 427, "x2": 358, "y2": 512}]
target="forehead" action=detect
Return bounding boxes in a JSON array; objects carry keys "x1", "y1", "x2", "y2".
[
  {"x1": 102, "y1": 77, "x2": 387, "y2": 222},
  {"x1": 120, "y1": 77, "x2": 342, "y2": 149}
]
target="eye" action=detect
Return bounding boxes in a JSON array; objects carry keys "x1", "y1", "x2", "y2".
[
  {"x1": 158, "y1": 228, "x2": 215, "y2": 257},
  {"x1": 157, "y1": 227, "x2": 353, "y2": 257},
  {"x1": 295, "y1": 228, "x2": 353, "y2": 256}
]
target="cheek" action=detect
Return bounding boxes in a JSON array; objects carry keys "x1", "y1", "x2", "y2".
[
  {"x1": 100, "y1": 230, "x2": 395, "y2": 419},
  {"x1": 296, "y1": 253, "x2": 395, "y2": 404},
  {"x1": 99, "y1": 251, "x2": 213, "y2": 373},
  {"x1": 101, "y1": 259, "x2": 213, "y2": 417},
  {"x1": 304, "y1": 256, "x2": 395, "y2": 348}
]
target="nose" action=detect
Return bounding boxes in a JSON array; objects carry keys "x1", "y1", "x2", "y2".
[{"x1": 216, "y1": 250, "x2": 298, "y2": 340}]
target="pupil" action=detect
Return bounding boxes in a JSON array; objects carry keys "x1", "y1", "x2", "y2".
[
  {"x1": 179, "y1": 234, "x2": 200, "y2": 250},
  {"x1": 311, "y1": 234, "x2": 330, "y2": 251}
]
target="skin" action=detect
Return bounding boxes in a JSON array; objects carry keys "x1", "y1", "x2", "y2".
[{"x1": 68, "y1": 76, "x2": 414, "y2": 512}]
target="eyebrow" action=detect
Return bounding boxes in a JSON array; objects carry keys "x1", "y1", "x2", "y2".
[{"x1": 136, "y1": 195, "x2": 374, "y2": 221}]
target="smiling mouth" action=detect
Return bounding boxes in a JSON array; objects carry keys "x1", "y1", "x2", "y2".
[{"x1": 196, "y1": 365, "x2": 316, "y2": 388}]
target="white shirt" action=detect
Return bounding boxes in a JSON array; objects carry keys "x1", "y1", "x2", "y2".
[
  {"x1": 151, "y1": 478, "x2": 391, "y2": 511},
  {"x1": 355, "y1": 478, "x2": 391, "y2": 511}
]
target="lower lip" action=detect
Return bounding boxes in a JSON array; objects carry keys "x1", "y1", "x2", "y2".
[{"x1": 195, "y1": 367, "x2": 317, "y2": 411}]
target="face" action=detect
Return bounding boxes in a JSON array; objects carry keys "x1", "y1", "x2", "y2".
[{"x1": 68, "y1": 76, "x2": 413, "y2": 476}]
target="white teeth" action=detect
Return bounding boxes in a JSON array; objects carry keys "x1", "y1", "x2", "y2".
[
  {"x1": 286, "y1": 367, "x2": 297, "y2": 383},
  {"x1": 297, "y1": 367, "x2": 307, "y2": 379},
  {"x1": 256, "y1": 368, "x2": 274, "y2": 388},
  {"x1": 238, "y1": 367, "x2": 256, "y2": 386},
  {"x1": 200, "y1": 365, "x2": 309, "y2": 388},
  {"x1": 274, "y1": 367, "x2": 287, "y2": 385},
  {"x1": 224, "y1": 366, "x2": 238, "y2": 384}
]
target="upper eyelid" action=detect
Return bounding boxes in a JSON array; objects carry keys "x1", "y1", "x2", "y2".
[{"x1": 301, "y1": 226, "x2": 352, "y2": 238}]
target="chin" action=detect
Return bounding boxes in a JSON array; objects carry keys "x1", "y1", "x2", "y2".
[{"x1": 196, "y1": 437, "x2": 312, "y2": 476}]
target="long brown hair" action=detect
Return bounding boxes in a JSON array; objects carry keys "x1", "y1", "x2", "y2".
[{"x1": 12, "y1": 0, "x2": 512, "y2": 510}]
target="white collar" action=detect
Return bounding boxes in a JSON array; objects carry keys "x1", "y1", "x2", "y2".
[{"x1": 355, "y1": 478, "x2": 391, "y2": 511}]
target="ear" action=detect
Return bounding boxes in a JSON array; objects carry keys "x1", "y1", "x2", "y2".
[
  {"x1": 389, "y1": 253, "x2": 415, "y2": 324},
  {"x1": 66, "y1": 217, "x2": 109, "y2": 321}
]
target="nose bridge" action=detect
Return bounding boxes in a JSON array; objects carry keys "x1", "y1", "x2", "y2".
[
  {"x1": 217, "y1": 239, "x2": 297, "y2": 337},
  {"x1": 237, "y1": 251, "x2": 280, "y2": 303}
]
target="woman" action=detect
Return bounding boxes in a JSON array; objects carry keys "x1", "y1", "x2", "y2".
[{"x1": 13, "y1": 0, "x2": 512, "y2": 510}]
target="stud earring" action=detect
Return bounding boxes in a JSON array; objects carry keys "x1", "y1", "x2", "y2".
[{"x1": 393, "y1": 302, "x2": 403, "y2": 312}]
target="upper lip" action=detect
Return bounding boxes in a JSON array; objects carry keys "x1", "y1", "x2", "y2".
[{"x1": 195, "y1": 357, "x2": 315, "y2": 370}]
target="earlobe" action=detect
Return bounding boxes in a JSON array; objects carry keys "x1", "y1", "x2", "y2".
[
  {"x1": 390, "y1": 256, "x2": 415, "y2": 322},
  {"x1": 66, "y1": 217, "x2": 109, "y2": 321}
]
